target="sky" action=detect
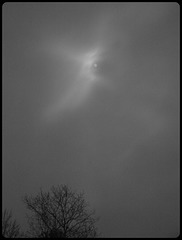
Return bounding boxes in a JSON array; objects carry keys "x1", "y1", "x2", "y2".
[{"x1": 2, "y1": 3, "x2": 180, "y2": 237}]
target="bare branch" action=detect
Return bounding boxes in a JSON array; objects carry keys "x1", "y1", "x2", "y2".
[
  {"x1": 2, "y1": 209, "x2": 22, "y2": 238},
  {"x1": 23, "y1": 185, "x2": 99, "y2": 238}
]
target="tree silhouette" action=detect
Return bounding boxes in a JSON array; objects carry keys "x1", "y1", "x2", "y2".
[
  {"x1": 23, "y1": 185, "x2": 99, "y2": 238},
  {"x1": 2, "y1": 209, "x2": 21, "y2": 238}
]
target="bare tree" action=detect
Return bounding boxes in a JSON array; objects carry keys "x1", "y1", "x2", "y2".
[
  {"x1": 23, "y1": 185, "x2": 99, "y2": 238},
  {"x1": 2, "y1": 209, "x2": 21, "y2": 238}
]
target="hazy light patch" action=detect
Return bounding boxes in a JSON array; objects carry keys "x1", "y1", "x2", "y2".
[
  {"x1": 35, "y1": 9, "x2": 130, "y2": 125},
  {"x1": 39, "y1": 19, "x2": 116, "y2": 124},
  {"x1": 78, "y1": 49, "x2": 100, "y2": 82},
  {"x1": 41, "y1": 45, "x2": 104, "y2": 123}
]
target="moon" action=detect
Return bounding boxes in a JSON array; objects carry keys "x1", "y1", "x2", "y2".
[{"x1": 78, "y1": 49, "x2": 100, "y2": 82}]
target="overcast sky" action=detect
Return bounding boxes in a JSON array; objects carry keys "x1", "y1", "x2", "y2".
[{"x1": 3, "y1": 3, "x2": 179, "y2": 237}]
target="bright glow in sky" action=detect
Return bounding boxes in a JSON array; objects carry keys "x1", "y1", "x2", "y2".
[
  {"x1": 78, "y1": 49, "x2": 99, "y2": 81},
  {"x1": 42, "y1": 31, "x2": 106, "y2": 123},
  {"x1": 43, "y1": 47, "x2": 102, "y2": 122},
  {"x1": 37, "y1": 9, "x2": 118, "y2": 124}
]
